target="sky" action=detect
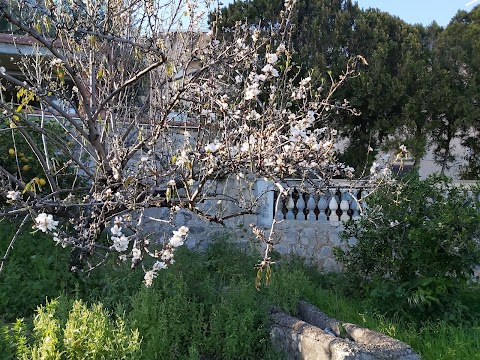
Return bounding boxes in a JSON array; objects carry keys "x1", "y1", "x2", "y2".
[
  {"x1": 215, "y1": 0, "x2": 478, "y2": 28},
  {"x1": 355, "y1": 0, "x2": 476, "y2": 27}
]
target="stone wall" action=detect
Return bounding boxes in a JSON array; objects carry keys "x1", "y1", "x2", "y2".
[
  {"x1": 142, "y1": 207, "x2": 258, "y2": 252},
  {"x1": 269, "y1": 221, "x2": 350, "y2": 272},
  {"x1": 143, "y1": 207, "x2": 346, "y2": 271}
]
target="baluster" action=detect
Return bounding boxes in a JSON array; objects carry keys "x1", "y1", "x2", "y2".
[
  {"x1": 285, "y1": 193, "x2": 295, "y2": 220},
  {"x1": 350, "y1": 190, "x2": 361, "y2": 220},
  {"x1": 466, "y1": 190, "x2": 474, "y2": 207},
  {"x1": 275, "y1": 193, "x2": 285, "y2": 220},
  {"x1": 296, "y1": 192, "x2": 306, "y2": 220},
  {"x1": 339, "y1": 190, "x2": 350, "y2": 223},
  {"x1": 318, "y1": 194, "x2": 328, "y2": 222},
  {"x1": 360, "y1": 189, "x2": 369, "y2": 213},
  {"x1": 328, "y1": 193, "x2": 339, "y2": 225},
  {"x1": 307, "y1": 193, "x2": 317, "y2": 221}
]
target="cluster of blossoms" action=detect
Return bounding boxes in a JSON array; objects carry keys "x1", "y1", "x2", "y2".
[
  {"x1": 143, "y1": 226, "x2": 189, "y2": 287},
  {"x1": 110, "y1": 216, "x2": 130, "y2": 252},
  {"x1": 244, "y1": 47, "x2": 283, "y2": 101},
  {"x1": 369, "y1": 144, "x2": 410, "y2": 181},
  {"x1": 32, "y1": 213, "x2": 68, "y2": 248}
]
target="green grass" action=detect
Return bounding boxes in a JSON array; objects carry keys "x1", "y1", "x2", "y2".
[{"x1": 1, "y1": 220, "x2": 480, "y2": 359}]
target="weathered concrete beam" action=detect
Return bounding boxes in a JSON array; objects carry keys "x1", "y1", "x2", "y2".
[{"x1": 270, "y1": 301, "x2": 421, "y2": 360}]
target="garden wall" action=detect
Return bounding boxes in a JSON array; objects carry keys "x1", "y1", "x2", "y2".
[{"x1": 143, "y1": 207, "x2": 347, "y2": 271}]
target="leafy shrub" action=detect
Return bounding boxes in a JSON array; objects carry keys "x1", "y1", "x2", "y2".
[
  {"x1": 127, "y1": 241, "x2": 283, "y2": 359},
  {"x1": 0, "y1": 297, "x2": 141, "y2": 359},
  {"x1": 336, "y1": 174, "x2": 480, "y2": 321},
  {"x1": 127, "y1": 273, "x2": 206, "y2": 359}
]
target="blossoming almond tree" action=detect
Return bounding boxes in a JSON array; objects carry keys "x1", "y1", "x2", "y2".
[{"x1": 0, "y1": 0, "x2": 382, "y2": 285}]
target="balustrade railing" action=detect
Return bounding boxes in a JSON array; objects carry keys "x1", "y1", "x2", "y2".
[
  {"x1": 274, "y1": 185, "x2": 369, "y2": 226},
  {"x1": 255, "y1": 179, "x2": 480, "y2": 228}
]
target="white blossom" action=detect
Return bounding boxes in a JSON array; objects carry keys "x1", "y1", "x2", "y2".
[
  {"x1": 50, "y1": 58, "x2": 63, "y2": 66},
  {"x1": 6, "y1": 191, "x2": 20, "y2": 201},
  {"x1": 132, "y1": 247, "x2": 142, "y2": 260},
  {"x1": 245, "y1": 83, "x2": 261, "y2": 100},
  {"x1": 261, "y1": 64, "x2": 279, "y2": 77},
  {"x1": 252, "y1": 29, "x2": 260, "y2": 43},
  {"x1": 300, "y1": 77, "x2": 311, "y2": 86},
  {"x1": 289, "y1": 127, "x2": 306, "y2": 143},
  {"x1": 276, "y1": 43, "x2": 286, "y2": 54},
  {"x1": 152, "y1": 261, "x2": 168, "y2": 271},
  {"x1": 205, "y1": 142, "x2": 222, "y2": 153},
  {"x1": 322, "y1": 140, "x2": 333, "y2": 149},
  {"x1": 161, "y1": 249, "x2": 174, "y2": 261},
  {"x1": 175, "y1": 150, "x2": 190, "y2": 166},
  {"x1": 174, "y1": 226, "x2": 189, "y2": 236},
  {"x1": 257, "y1": 74, "x2": 267, "y2": 82},
  {"x1": 389, "y1": 220, "x2": 400, "y2": 227},
  {"x1": 111, "y1": 224, "x2": 122, "y2": 236},
  {"x1": 266, "y1": 53, "x2": 278, "y2": 64},
  {"x1": 52, "y1": 232, "x2": 67, "y2": 248},
  {"x1": 0, "y1": 66, "x2": 6, "y2": 75},
  {"x1": 169, "y1": 234, "x2": 185, "y2": 247},
  {"x1": 144, "y1": 270, "x2": 156, "y2": 287},
  {"x1": 35, "y1": 213, "x2": 59, "y2": 232},
  {"x1": 112, "y1": 235, "x2": 129, "y2": 252}
]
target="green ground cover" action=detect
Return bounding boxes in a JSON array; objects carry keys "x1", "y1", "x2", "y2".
[{"x1": 0, "y1": 219, "x2": 479, "y2": 359}]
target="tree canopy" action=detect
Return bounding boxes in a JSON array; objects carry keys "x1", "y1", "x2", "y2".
[
  {"x1": 214, "y1": 1, "x2": 480, "y2": 178},
  {"x1": 1, "y1": 0, "x2": 384, "y2": 284}
]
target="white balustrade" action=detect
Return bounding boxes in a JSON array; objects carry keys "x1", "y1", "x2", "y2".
[
  {"x1": 272, "y1": 186, "x2": 366, "y2": 225},
  {"x1": 261, "y1": 179, "x2": 480, "y2": 227}
]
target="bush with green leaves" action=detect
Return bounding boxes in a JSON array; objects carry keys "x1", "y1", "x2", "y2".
[
  {"x1": 0, "y1": 297, "x2": 141, "y2": 359},
  {"x1": 127, "y1": 241, "x2": 286, "y2": 360},
  {"x1": 336, "y1": 174, "x2": 480, "y2": 321}
]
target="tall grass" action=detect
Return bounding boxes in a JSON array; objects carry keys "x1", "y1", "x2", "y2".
[{"x1": 1, "y1": 221, "x2": 480, "y2": 359}]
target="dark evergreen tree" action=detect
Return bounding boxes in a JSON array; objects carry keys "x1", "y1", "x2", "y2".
[{"x1": 214, "y1": 1, "x2": 432, "y2": 172}]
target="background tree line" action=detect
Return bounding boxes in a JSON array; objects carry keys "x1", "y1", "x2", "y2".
[{"x1": 212, "y1": 0, "x2": 480, "y2": 179}]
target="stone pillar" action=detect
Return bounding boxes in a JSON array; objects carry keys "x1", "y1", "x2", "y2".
[{"x1": 256, "y1": 179, "x2": 275, "y2": 228}]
